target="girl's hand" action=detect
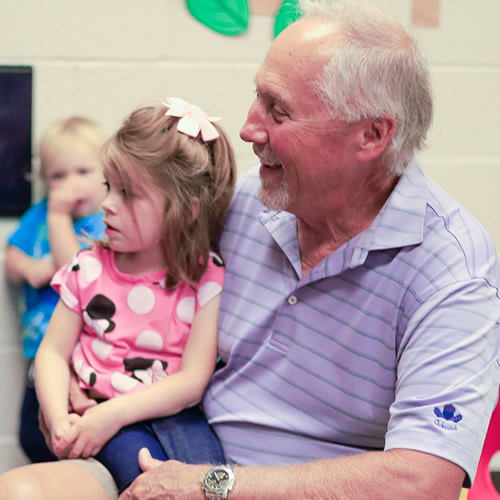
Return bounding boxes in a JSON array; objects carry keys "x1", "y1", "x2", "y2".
[
  {"x1": 68, "y1": 366, "x2": 98, "y2": 415},
  {"x1": 66, "y1": 399, "x2": 123, "y2": 458},
  {"x1": 51, "y1": 413, "x2": 80, "y2": 458},
  {"x1": 38, "y1": 369, "x2": 96, "y2": 455}
]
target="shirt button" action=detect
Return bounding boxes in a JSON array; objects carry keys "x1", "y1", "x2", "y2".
[{"x1": 288, "y1": 295, "x2": 298, "y2": 305}]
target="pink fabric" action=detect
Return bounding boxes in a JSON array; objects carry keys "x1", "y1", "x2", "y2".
[{"x1": 51, "y1": 246, "x2": 224, "y2": 399}]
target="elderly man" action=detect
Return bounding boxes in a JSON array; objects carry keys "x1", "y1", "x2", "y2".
[
  {"x1": 120, "y1": 1, "x2": 499, "y2": 499},
  {"x1": 0, "y1": 1, "x2": 498, "y2": 499}
]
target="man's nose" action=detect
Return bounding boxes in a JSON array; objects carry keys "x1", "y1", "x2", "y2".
[{"x1": 240, "y1": 100, "x2": 268, "y2": 144}]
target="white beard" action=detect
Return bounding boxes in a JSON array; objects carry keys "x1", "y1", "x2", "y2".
[{"x1": 259, "y1": 173, "x2": 290, "y2": 210}]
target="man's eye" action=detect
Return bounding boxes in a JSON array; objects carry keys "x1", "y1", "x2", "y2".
[{"x1": 271, "y1": 106, "x2": 287, "y2": 121}]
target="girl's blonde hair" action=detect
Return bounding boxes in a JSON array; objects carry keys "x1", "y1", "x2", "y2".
[
  {"x1": 101, "y1": 104, "x2": 237, "y2": 290},
  {"x1": 39, "y1": 116, "x2": 108, "y2": 180}
]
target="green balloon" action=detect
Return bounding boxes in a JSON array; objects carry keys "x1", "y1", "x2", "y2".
[
  {"x1": 274, "y1": 0, "x2": 301, "y2": 38},
  {"x1": 186, "y1": 0, "x2": 250, "y2": 36}
]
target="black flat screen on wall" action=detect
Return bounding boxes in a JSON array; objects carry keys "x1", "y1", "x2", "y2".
[{"x1": 0, "y1": 65, "x2": 32, "y2": 216}]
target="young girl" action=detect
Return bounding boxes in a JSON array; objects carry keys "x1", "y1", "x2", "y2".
[
  {"x1": 33, "y1": 98, "x2": 236, "y2": 494},
  {"x1": 5, "y1": 116, "x2": 108, "y2": 463}
]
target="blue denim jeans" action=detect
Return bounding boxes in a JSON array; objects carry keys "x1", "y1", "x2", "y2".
[
  {"x1": 19, "y1": 378, "x2": 58, "y2": 463},
  {"x1": 95, "y1": 405, "x2": 225, "y2": 493}
]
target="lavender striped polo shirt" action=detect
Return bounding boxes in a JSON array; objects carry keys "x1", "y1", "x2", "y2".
[{"x1": 203, "y1": 158, "x2": 500, "y2": 484}]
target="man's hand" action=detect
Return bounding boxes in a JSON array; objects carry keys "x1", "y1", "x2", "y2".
[
  {"x1": 139, "y1": 448, "x2": 164, "y2": 473},
  {"x1": 26, "y1": 259, "x2": 56, "y2": 288},
  {"x1": 119, "y1": 450, "x2": 207, "y2": 500}
]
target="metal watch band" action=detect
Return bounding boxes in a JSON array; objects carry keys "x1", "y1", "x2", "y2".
[{"x1": 205, "y1": 492, "x2": 226, "y2": 499}]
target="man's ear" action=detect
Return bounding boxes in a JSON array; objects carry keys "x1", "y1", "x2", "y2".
[
  {"x1": 356, "y1": 116, "x2": 395, "y2": 163},
  {"x1": 189, "y1": 196, "x2": 200, "y2": 223}
]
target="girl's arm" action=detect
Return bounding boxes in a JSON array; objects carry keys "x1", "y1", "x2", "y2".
[
  {"x1": 4, "y1": 245, "x2": 56, "y2": 288},
  {"x1": 34, "y1": 300, "x2": 84, "y2": 446},
  {"x1": 66, "y1": 294, "x2": 221, "y2": 458}
]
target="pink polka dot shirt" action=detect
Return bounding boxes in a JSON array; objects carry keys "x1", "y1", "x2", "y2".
[{"x1": 51, "y1": 246, "x2": 225, "y2": 399}]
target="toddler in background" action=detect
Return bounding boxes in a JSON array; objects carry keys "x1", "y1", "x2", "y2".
[
  {"x1": 4, "y1": 116, "x2": 108, "y2": 462},
  {"x1": 34, "y1": 98, "x2": 236, "y2": 494}
]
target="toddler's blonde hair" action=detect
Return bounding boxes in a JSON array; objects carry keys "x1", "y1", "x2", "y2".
[{"x1": 39, "y1": 116, "x2": 108, "y2": 181}]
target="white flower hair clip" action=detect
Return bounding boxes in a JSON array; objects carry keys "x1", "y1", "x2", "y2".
[{"x1": 164, "y1": 97, "x2": 221, "y2": 142}]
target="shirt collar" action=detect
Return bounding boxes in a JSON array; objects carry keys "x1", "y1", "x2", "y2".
[{"x1": 351, "y1": 157, "x2": 428, "y2": 267}]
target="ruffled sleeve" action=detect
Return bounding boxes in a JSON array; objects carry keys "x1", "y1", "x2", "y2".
[
  {"x1": 195, "y1": 251, "x2": 225, "y2": 310},
  {"x1": 50, "y1": 252, "x2": 85, "y2": 314}
]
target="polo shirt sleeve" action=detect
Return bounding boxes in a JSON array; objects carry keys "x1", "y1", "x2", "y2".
[{"x1": 385, "y1": 278, "x2": 500, "y2": 486}]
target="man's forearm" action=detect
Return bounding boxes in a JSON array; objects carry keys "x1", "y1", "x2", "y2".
[
  {"x1": 229, "y1": 449, "x2": 464, "y2": 500},
  {"x1": 121, "y1": 448, "x2": 465, "y2": 500}
]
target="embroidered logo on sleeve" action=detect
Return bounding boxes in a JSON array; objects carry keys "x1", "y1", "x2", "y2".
[{"x1": 433, "y1": 404, "x2": 462, "y2": 431}]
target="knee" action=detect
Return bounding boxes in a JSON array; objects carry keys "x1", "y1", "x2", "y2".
[{"x1": 0, "y1": 466, "x2": 46, "y2": 500}]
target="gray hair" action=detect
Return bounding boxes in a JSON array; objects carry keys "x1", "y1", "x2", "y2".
[{"x1": 299, "y1": 0, "x2": 433, "y2": 175}]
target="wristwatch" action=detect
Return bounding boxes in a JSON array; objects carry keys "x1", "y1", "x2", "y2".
[{"x1": 202, "y1": 464, "x2": 235, "y2": 499}]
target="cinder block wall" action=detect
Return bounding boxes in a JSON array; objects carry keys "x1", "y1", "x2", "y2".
[{"x1": 0, "y1": 0, "x2": 499, "y2": 472}]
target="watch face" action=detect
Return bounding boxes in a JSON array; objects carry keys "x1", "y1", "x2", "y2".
[
  {"x1": 207, "y1": 469, "x2": 230, "y2": 489},
  {"x1": 204, "y1": 466, "x2": 235, "y2": 493}
]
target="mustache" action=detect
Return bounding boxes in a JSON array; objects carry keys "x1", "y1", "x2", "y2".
[{"x1": 253, "y1": 146, "x2": 280, "y2": 165}]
